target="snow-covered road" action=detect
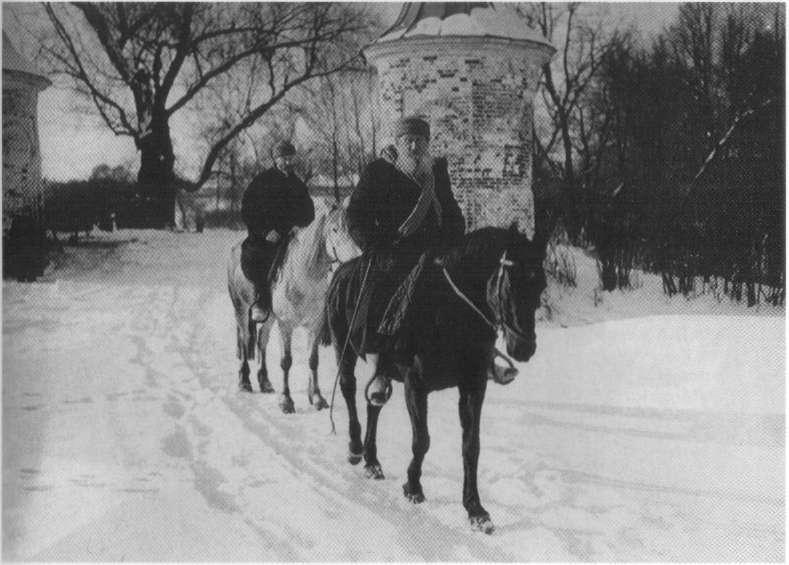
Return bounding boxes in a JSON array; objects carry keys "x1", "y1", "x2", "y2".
[{"x1": 2, "y1": 230, "x2": 784, "y2": 561}]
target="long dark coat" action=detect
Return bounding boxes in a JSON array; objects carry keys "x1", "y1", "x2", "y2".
[
  {"x1": 345, "y1": 157, "x2": 465, "y2": 353},
  {"x1": 240, "y1": 167, "x2": 314, "y2": 288}
]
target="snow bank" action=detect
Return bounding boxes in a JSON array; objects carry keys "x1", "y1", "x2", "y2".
[
  {"x1": 2, "y1": 229, "x2": 783, "y2": 561},
  {"x1": 540, "y1": 244, "x2": 784, "y2": 327}
]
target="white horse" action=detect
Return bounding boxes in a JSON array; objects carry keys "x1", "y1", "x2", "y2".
[{"x1": 227, "y1": 200, "x2": 359, "y2": 413}]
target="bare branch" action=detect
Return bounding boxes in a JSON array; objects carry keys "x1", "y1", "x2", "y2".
[
  {"x1": 191, "y1": 54, "x2": 361, "y2": 190},
  {"x1": 688, "y1": 97, "x2": 774, "y2": 188},
  {"x1": 44, "y1": 4, "x2": 136, "y2": 135},
  {"x1": 74, "y1": 3, "x2": 132, "y2": 82}
]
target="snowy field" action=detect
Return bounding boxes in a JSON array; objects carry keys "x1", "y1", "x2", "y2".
[{"x1": 2, "y1": 228, "x2": 784, "y2": 561}]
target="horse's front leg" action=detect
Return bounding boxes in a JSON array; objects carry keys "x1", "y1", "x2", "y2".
[
  {"x1": 307, "y1": 331, "x2": 328, "y2": 410},
  {"x1": 403, "y1": 369, "x2": 429, "y2": 503},
  {"x1": 459, "y1": 381, "x2": 493, "y2": 534},
  {"x1": 277, "y1": 324, "x2": 295, "y2": 413}
]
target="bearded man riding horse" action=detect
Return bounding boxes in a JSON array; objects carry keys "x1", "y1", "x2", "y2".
[
  {"x1": 345, "y1": 117, "x2": 466, "y2": 404},
  {"x1": 324, "y1": 116, "x2": 548, "y2": 533}
]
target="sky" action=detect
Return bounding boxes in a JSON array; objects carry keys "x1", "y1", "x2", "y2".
[{"x1": 3, "y1": 2, "x2": 679, "y2": 182}]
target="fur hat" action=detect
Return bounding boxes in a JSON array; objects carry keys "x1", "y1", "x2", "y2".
[
  {"x1": 274, "y1": 140, "x2": 296, "y2": 157},
  {"x1": 395, "y1": 116, "x2": 430, "y2": 139}
]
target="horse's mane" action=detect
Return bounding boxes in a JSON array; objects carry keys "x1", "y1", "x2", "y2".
[
  {"x1": 299, "y1": 207, "x2": 331, "y2": 278},
  {"x1": 448, "y1": 227, "x2": 518, "y2": 273},
  {"x1": 275, "y1": 206, "x2": 329, "y2": 284},
  {"x1": 304, "y1": 212, "x2": 328, "y2": 275}
]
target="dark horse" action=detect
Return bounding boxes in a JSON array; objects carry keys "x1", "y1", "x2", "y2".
[{"x1": 323, "y1": 225, "x2": 547, "y2": 533}]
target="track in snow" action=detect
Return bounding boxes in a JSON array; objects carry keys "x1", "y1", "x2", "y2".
[{"x1": 3, "y1": 231, "x2": 783, "y2": 561}]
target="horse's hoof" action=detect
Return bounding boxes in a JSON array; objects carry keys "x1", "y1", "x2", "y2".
[
  {"x1": 239, "y1": 381, "x2": 254, "y2": 393},
  {"x1": 259, "y1": 381, "x2": 275, "y2": 394},
  {"x1": 364, "y1": 463, "x2": 385, "y2": 480},
  {"x1": 310, "y1": 394, "x2": 328, "y2": 411},
  {"x1": 469, "y1": 514, "x2": 495, "y2": 534},
  {"x1": 279, "y1": 395, "x2": 295, "y2": 414},
  {"x1": 348, "y1": 448, "x2": 363, "y2": 465},
  {"x1": 402, "y1": 482, "x2": 425, "y2": 503}
]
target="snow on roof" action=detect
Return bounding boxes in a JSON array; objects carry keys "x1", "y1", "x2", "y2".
[
  {"x1": 376, "y1": 3, "x2": 553, "y2": 49},
  {"x1": 2, "y1": 32, "x2": 51, "y2": 87}
]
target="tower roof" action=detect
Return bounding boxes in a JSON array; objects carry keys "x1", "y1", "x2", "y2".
[
  {"x1": 377, "y1": 2, "x2": 553, "y2": 48},
  {"x1": 3, "y1": 32, "x2": 51, "y2": 89}
]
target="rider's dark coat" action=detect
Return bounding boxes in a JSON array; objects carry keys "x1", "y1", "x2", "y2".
[
  {"x1": 346, "y1": 157, "x2": 465, "y2": 354},
  {"x1": 240, "y1": 167, "x2": 314, "y2": 292}
]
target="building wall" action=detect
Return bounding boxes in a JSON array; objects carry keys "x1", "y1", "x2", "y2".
[
  {"x1": 2, "y1": 72, "x2": 45, "y2": 233},
  {"x1": 369, "y1": 38, "x2": 545, "y2": 235}
]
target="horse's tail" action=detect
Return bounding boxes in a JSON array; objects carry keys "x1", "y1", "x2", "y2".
[{"x1": 228, "y1": 240, "x2": 258, "y2": 360}]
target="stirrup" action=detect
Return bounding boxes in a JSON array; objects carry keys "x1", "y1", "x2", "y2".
[
  {"x1": 489, "y1": 348, "x2": 518, "y2": 385},
  {"x1": 364, "y1": 374, "x2": 393, "y2": 406}
]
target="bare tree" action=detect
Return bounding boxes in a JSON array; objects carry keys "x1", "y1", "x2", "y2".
[
  {"x1": 41, "y1": 2, "x2": 373, "y2": 226},
  {"x1": 519, "y1": 2, "x2": 623, "y2": 242},
  {"x1": 293, "y1": 67, "x2": 379, "y2": 202}
]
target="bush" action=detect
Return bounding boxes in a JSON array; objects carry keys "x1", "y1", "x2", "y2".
[
  {"x1": 44, "y1": 178, "x2": 138, "y2": 237},
  {"x1": 544, "y1": 240, "x2": 577, "y2": 288},
  {"x1": 44, "y1": 181, "x2": 106, "y2": 237},
  {"x1": 3, "y1": 209, "x2": 50, "y2": 281}
]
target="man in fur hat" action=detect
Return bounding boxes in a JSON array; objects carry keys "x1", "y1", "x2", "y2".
[
  {"x1": 241, "y1": 140, "x2": 315, "y2": 322},
  {"x1": 346, "y1": 116, "x2": 465, "y2": 404}
]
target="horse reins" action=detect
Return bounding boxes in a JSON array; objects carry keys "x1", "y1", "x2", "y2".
[
  {"x1": 441, "y1": 267, "x2": 497, "y2": 332},
  {"x1": 441, "y1": 251, "x2": 531, "y2": 342}
]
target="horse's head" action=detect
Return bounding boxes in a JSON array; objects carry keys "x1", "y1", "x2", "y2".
[
  {"x1": 486, "y1": 225, "x2": 547, "y2": 362},
  {"x1": 325, "y1": 197, "x2": 361, "y2": 265}
]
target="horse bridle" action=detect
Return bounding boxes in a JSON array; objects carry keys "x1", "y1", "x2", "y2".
[{"x1": 442, "y1": 251, "x2": 533, "y2": 343}]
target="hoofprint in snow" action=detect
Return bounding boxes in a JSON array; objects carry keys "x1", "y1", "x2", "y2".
[{"x1": 2, "y1": 229, "x2": 784, "y2": 561}]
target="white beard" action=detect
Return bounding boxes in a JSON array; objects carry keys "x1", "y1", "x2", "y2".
[{"x1": 398, "y1": 151, "x2": 433, "y2": 179}]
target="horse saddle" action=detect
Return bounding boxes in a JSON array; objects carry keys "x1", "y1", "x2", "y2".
[{"x1": 240, "y1": 234, "x2": 291, "y2": 288}]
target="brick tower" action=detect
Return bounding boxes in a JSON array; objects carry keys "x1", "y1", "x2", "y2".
[
  {"x1": 3, "y1": 32, "x2": 50, "y2": 234},
  {"x1": 364, "y1": 3, "x2": 554, "y2": 235},
  {"x1": 3, "y1": 32, "x2": 51, "y2": 280}
]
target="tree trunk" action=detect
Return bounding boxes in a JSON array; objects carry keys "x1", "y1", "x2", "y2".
[
  {"x1": 136, "y1": 110, "x2": 176, "y2": 229},
  {"x1": 560, "y1": 119, "x2": 580, "y2": 243}
]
